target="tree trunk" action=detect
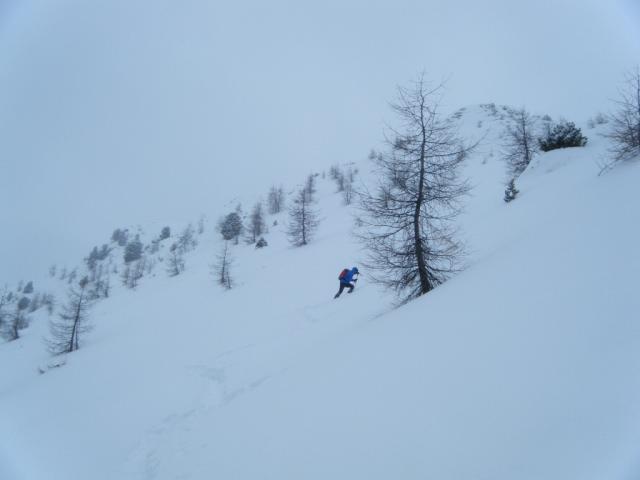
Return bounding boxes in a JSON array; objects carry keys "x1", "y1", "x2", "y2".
[
  {"x1": 301, "y1": 196, "x2": 307, "y2": 245},
  {"x1": 69, "y1": 290, "x2": 84, "y2": 352},
  {"x1": 414, "y1": 121, "x2": 432, "y2": 295}
]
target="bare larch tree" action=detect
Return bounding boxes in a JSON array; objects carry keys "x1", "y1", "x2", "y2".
[
  {"x1": 246, "y1": 201, "x2": 266, "y2": 244},
  {"x1": 287, "y1": 187, "x2": 320, "y2": 247},
  {"x1": 166, "y1": 243, "x2": 185, "y2": 277},
  {"x1": 606, "y1": 68, "x2": 640, "y2": 165},
  {"x1": 0, "y1": 287, "x2": 12, "y2": 339},
  {"x1": 342, "y1": 168, "x2": 356, "y2": 205},
  {"x1": 4, "y1": 296, "x2": 30, "y2": 341},
  {"x1": 121, "y1": 257, "x2": 146, "y2": 289},
  {"x1": 356, "y1": 76, "x2": 473, "y2": 303},
  {"x1": 47, "y1": 277, "x2": 92, "y2": 355},
  {"x1": 214, "y1": 242, "x2": 233, "y2": 289},
  {"x1": 503, "y1": 107, "x2": 538, "y2": 178},
  {"x1": 177, "y1": 224, "x2": 198, "y2": 253},
  {"x1": 304, "y1": 174, "x2": 317, "y2": 202},
  {"x1": 267, "y1": 185, "x2": 285, "y2": 214}
]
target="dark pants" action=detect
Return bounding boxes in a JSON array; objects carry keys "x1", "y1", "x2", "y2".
[{"x1": 334, "y1": 282, "x2": 354, "y2": 298}]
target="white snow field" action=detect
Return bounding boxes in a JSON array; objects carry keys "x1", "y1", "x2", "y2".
[{"x1": 1, "y1": 109, "x2": 639, "y2": 480}]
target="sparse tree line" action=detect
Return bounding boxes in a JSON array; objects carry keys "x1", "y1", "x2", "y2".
[
  {"x1": 211, "y1": 167, "x2": 362, "y2": 288},
  {"x1": 329, "y1": 164, "x2": 357, "y2": 205},
  {"x1": 9, "y1": 68, "x2": 638, "y2": 360},
  {"x1": 4, "y1": 166, "x2": 361, "y2": 359},
  {"x1": 0, "y1": 281, "x2": 55, "y2": 342},
  {"x1": 356, "y1": 68, "x2": 640, "y2": 303},
  {"x1": 0, "y1": 220, "x2": 205, "y2": 357},
  {"x1": 501, "y1": 109, "x2": 588, "y2": 185},
  {"x1": 502, "y1": 68, "x2": 639, "y2": 202}
]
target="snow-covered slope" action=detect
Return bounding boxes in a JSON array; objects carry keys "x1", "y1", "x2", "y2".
[
  {"x1": 1, "y1": 109, "x2": 639, "y2": 480},
  {"x1": 2, "y1": 0, "x2": 637, "y2": 285}
]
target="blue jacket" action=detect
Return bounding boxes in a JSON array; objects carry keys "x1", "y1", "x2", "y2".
[{"x1": 342, "y1": 267, "x2": 359, "y2": 283}]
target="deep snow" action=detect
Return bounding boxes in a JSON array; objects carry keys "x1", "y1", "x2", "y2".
[{"x1": 1, "y1": 109, "x2": 639, "y2": 480}]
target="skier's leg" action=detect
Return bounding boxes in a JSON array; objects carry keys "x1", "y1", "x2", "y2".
[
  {"x1": 334, "y1": 283, "x2": 346, "y2": 299},
  {"x1": 347, "y1": 282, "x2": 354, "y2": 293}
]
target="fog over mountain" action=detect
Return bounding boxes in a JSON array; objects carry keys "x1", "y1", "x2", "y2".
[
  {"x1": 1, "y1": 3, "x2": 640, "y2": 478},
  {"x1": 0, "y1": 0, "x2": 638, "y2": 284}
]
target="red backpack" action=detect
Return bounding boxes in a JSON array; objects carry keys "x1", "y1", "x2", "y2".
[{"x1": 338, "y1": 268, "x2": 349, "y2": 280}]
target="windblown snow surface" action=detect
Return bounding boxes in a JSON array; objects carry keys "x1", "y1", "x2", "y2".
[{"x1": 1, "y1": 108, "x2": 639, "y2": 480}]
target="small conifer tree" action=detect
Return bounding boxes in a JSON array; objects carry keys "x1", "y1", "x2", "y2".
[
  {"x1": 255, "y1": 237, "x2": 268, "y2": 248},
  {"x1": 159, "y1": 226, "x2": 171, "y2": 241},
  {"x1": 538, "y1": 120, "x2": 587, "y2": 151},
  {"x1": 124, "y1": 236, "x2": 144, "y2": 263},
  {"x1": 504, "y1": 179, "x2": 519, "y2": 203},
  {"x1": 218, "y1": 212, "x2": 243, "y2": 244}
]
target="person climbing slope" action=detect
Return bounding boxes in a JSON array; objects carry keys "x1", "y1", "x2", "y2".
[{"x1": 334, "y1": 267, "x2": 359, "y2": 298}]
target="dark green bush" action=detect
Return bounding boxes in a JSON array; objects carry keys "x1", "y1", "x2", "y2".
[{"x1": 539, "y1": 120, "x2": 587, "y2": 152}]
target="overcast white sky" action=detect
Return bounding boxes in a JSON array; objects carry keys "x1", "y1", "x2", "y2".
[{"x1": 0, "y1": 0, "x2": 638, "y2": 285}]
